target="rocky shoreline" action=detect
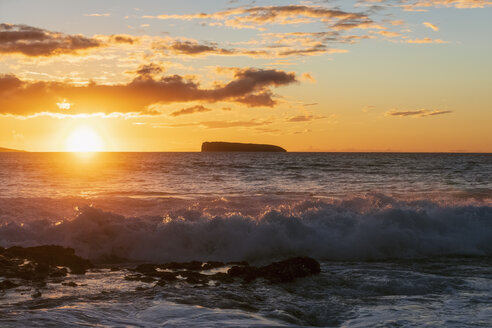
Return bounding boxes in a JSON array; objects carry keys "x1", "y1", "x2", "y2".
[{"x1": 1, "y1": 245, "x2": 321, "y2": 296}]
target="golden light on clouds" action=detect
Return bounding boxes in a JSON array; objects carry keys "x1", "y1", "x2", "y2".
[{"x1": 56, "y1": 100, "x2": 71, "y2": 110}]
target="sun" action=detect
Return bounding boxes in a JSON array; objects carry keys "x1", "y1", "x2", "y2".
[{"x1": 66, "y1": 126, "x2": 104, "y2": 152}]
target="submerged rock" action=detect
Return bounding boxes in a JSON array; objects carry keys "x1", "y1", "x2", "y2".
[
  {"x1": 228, "y1": 257, "x2": 321, "y2": 283},
  {"x1": 131, "y1": 257, "x2": 321, "y2": 286}
]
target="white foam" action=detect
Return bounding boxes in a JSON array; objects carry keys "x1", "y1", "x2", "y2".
[{"x1": 0, "y1": 195, "x2": 491, "y2": 262}]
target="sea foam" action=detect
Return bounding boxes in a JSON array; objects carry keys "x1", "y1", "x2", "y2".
[{"x1": 0, "y1": 195, "x2": 491, "y2": 263}]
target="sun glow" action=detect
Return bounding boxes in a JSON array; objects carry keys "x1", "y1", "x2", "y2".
[{"x1": 66, "y1": 126, "x2": 104, "y2": 152}]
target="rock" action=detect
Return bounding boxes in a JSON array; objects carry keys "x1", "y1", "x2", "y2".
[
  {"x1": 227, "y1": 257, "x2": 320, "y2": 283},
  {"x1": 209, "y1": 272, "x2": 234, "y2": 283},
  {"x1": 155, "y1": 271, "x2": 178, "y2": 281},
  {"x1": 62, "y1": 281, "x2": 78, "y2": 287},
  {"x1": 49, "y1": 267, "x2": 68, "y2": 278},
  {"x1": 201, "y1": 142, "x2": 286, "y2": 152},
  {"x1": 0, "y1": 280, "x2": 18, "y2": 290},
  {"x1": 227, "y1": 265, "x2": 260, "y2": 283},
  {"x1": 259, "y1": 257, "x2": 321, "y2": 283},
  {"x1": 124, "y1": 274, "x2": 155, "y2": 283},
  {"x1": 176, "y1": 271, "x2": 209, "y2": 284},
  {"x1": 202, "y1": 261, "x2": 225, "y2": 270},
  {"x1": 4, "y1": 245, "x2": 93, "y2": 275},
  {"x1": 134, "y1": 264, "x2": 157, "y2": 275},
  {"x1": 160, "y1": 261, "x2": 203, "y2": 271},
  {"x1": 32, "y1": 290, "x2": 42, "y2": 298}
]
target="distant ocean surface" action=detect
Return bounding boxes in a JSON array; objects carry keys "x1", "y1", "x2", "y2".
[{"x1": 1, "y1": 152, "x2": 491, "y2": 327}]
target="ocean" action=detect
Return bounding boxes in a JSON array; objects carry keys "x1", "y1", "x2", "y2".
[{"x1": 0, "y1": 152, "x2": 491, "y2": 327}]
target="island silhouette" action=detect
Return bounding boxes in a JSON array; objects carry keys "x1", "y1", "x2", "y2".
[
  {"x1": 201, "y1": 142, "x2": 286, "y2": 152},
  {"x1": 0, "y1": 147, "x2": 25, "y2": 152}
]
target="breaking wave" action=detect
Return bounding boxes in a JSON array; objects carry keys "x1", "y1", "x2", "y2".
[{"x1": 1, "y1": 195, "x2": 491, "y2": 263}]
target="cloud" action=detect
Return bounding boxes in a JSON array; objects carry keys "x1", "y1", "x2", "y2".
[
  {"x1": 362, "y1": 105, "x2": 376, "y2": 112},
  {"x1": 0, "y1": 23, "x2": 102, "y2": 56},
  {"x1": 404, "y1": 37, "x2": 447, "y2": 44},
  {"x1": 144, "y1": 5, "x2": 384, "y2": 41},
  {"x1": 377, "y1": 30, "x2": 401, "y2": 38},
  {"x1": 154, "y1": 37, "x2": 339, "y2": 58},
  {"x1": 423, "y1": 22, "x2": 439, "y2": 31},
  {"x1": 170, "y1": 105, "x2": 212, "y2": 116},
  {"x1": 167, "y1": 40, "x2": 235, "y2": 56},
  {"x1": 401, "y1": 0, "x2": 492, "y2": 11},
  {"x1": 162, "y1": 119, "x2": 273, "y2": 129},
  {"x1": 142, "y1": 5, "x2": 387, "y2": 59},
  {"x1": 132, "y1": 63, "x2": 165, "y2": 77},
  {"x1": 287, "y1": 114, "x2": 326, "y2": 122},
  {"x1": 0, "y1": 68, "x2": 297, "y2": 116},
  {"x1": 105, "y1": 34, "x2": 139, "y2": 44},
  {"x1": 84, "y1": 13, "x2": 111, "y2": 17},
  {"x1": 386, "y1": 109, "x2": 453, "y2": 117},
  {"x1": 0, "y1": 24, "x2": 139, "y2": 57},
  {"x1": 145, "y1": 5, "x2": 371, "y2": 26}
]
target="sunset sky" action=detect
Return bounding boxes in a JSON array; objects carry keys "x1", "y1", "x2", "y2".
[{"x1": 0, "y1": 0, "x2": 491, "y2": 152}]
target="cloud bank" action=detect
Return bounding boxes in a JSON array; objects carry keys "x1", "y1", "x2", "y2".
[{"x1": 0, "y1": 68, "x2": 297, "y2": 116}]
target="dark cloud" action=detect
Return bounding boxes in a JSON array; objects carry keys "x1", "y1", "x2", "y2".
[
  {"x1": 386, "y1": 109, "x2": 453, "y2": 117},
  {"x1": 235, "y1": 92, "x2": 276, "y2": 107},
  {"x1": 133, "y1": 63, "x2": 164, "y2": 77},
  {"x1": 0, "y1": 23, "x2": 101, "y2": 56},
  {"x1": 0, "y1": 68, "x2": 297, "y2": 116},
  {"x1": 107, "y1": 34, "x2": 138, "y2": 44},
  {"x1": 169, "y1": 40, "x2": 234, "y2": 55},
  {"x1": 153, "y1": 39, "x2": 270, "y2": 58},
  {"x1": 170, "y1": 105, "x2": 212, "y2": 116}
]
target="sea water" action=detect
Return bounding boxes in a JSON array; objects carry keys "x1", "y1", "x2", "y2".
[{"x1": 0, "y1": 152, "x2": 491, "y2": 327}]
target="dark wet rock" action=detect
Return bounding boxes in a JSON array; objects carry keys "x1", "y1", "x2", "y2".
[
  {"x1": 110, "y1": 267, "x2": 120, "y2": 272},
  {"x1": 228, "y1": 257, "x2": 320, "y2": 283},
  {"x1": 209, "y1": 272, "x2": 234, "y2": 283},
  {"x1": 124, "y1": 274, "x2": 155, "y2": 283},
  {"x1": 128, "y1": 257, "x2": 320, "y2": 286},
  {"x1": 49, "y1": 267, "x2": 68, "y2": 278},
  {"x1": 156, "y1": 271, "x2": 178, "y2": 281},
  {"x1": 3, "y1": 245, "x2": 93, "y2": 275},
  {"x1": 202, "y1": 261, "x2": 225, "y2": 270},
  {"x1": 134, "y1": 264, "x2": 157, "y2": 275},
  {"x1": 32, "y1": 290, "x2": 42, "y2": 298},
  {"x1": 260, "y1": 257, "x2": 321, "y2": 283},
  {"x1": 160, "y1": 261, "x2": 203, "y2": 271},
  {"x1": 62, "y1": 281, "x2": 78, "y2": 287},
  {"x1": 177, "y1": 271, "x2": 208, "y2": 284},
  {"x1": 0, "y1": 280, "x2": 18, "y2": 290},
  {"x1": 228, "y1": 265, "x2": 260, "y2": 283}
]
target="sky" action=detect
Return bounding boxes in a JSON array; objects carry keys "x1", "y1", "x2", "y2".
[{"x1": 0, "y1": 0, "x2": 491, "y2": 152}]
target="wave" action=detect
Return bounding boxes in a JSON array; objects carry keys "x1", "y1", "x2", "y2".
[{"x1": 0, "y1": 195, "x2": 491, "y2": 263}]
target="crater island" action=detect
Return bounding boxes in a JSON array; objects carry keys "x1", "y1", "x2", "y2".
[{"x1": 201, "y1": 142, "x2": 286, "y2": 152}]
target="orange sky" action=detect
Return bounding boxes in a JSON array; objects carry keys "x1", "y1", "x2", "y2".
[{"x1": 0, "y1": 0, "x2": 491, "y2": 152}]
